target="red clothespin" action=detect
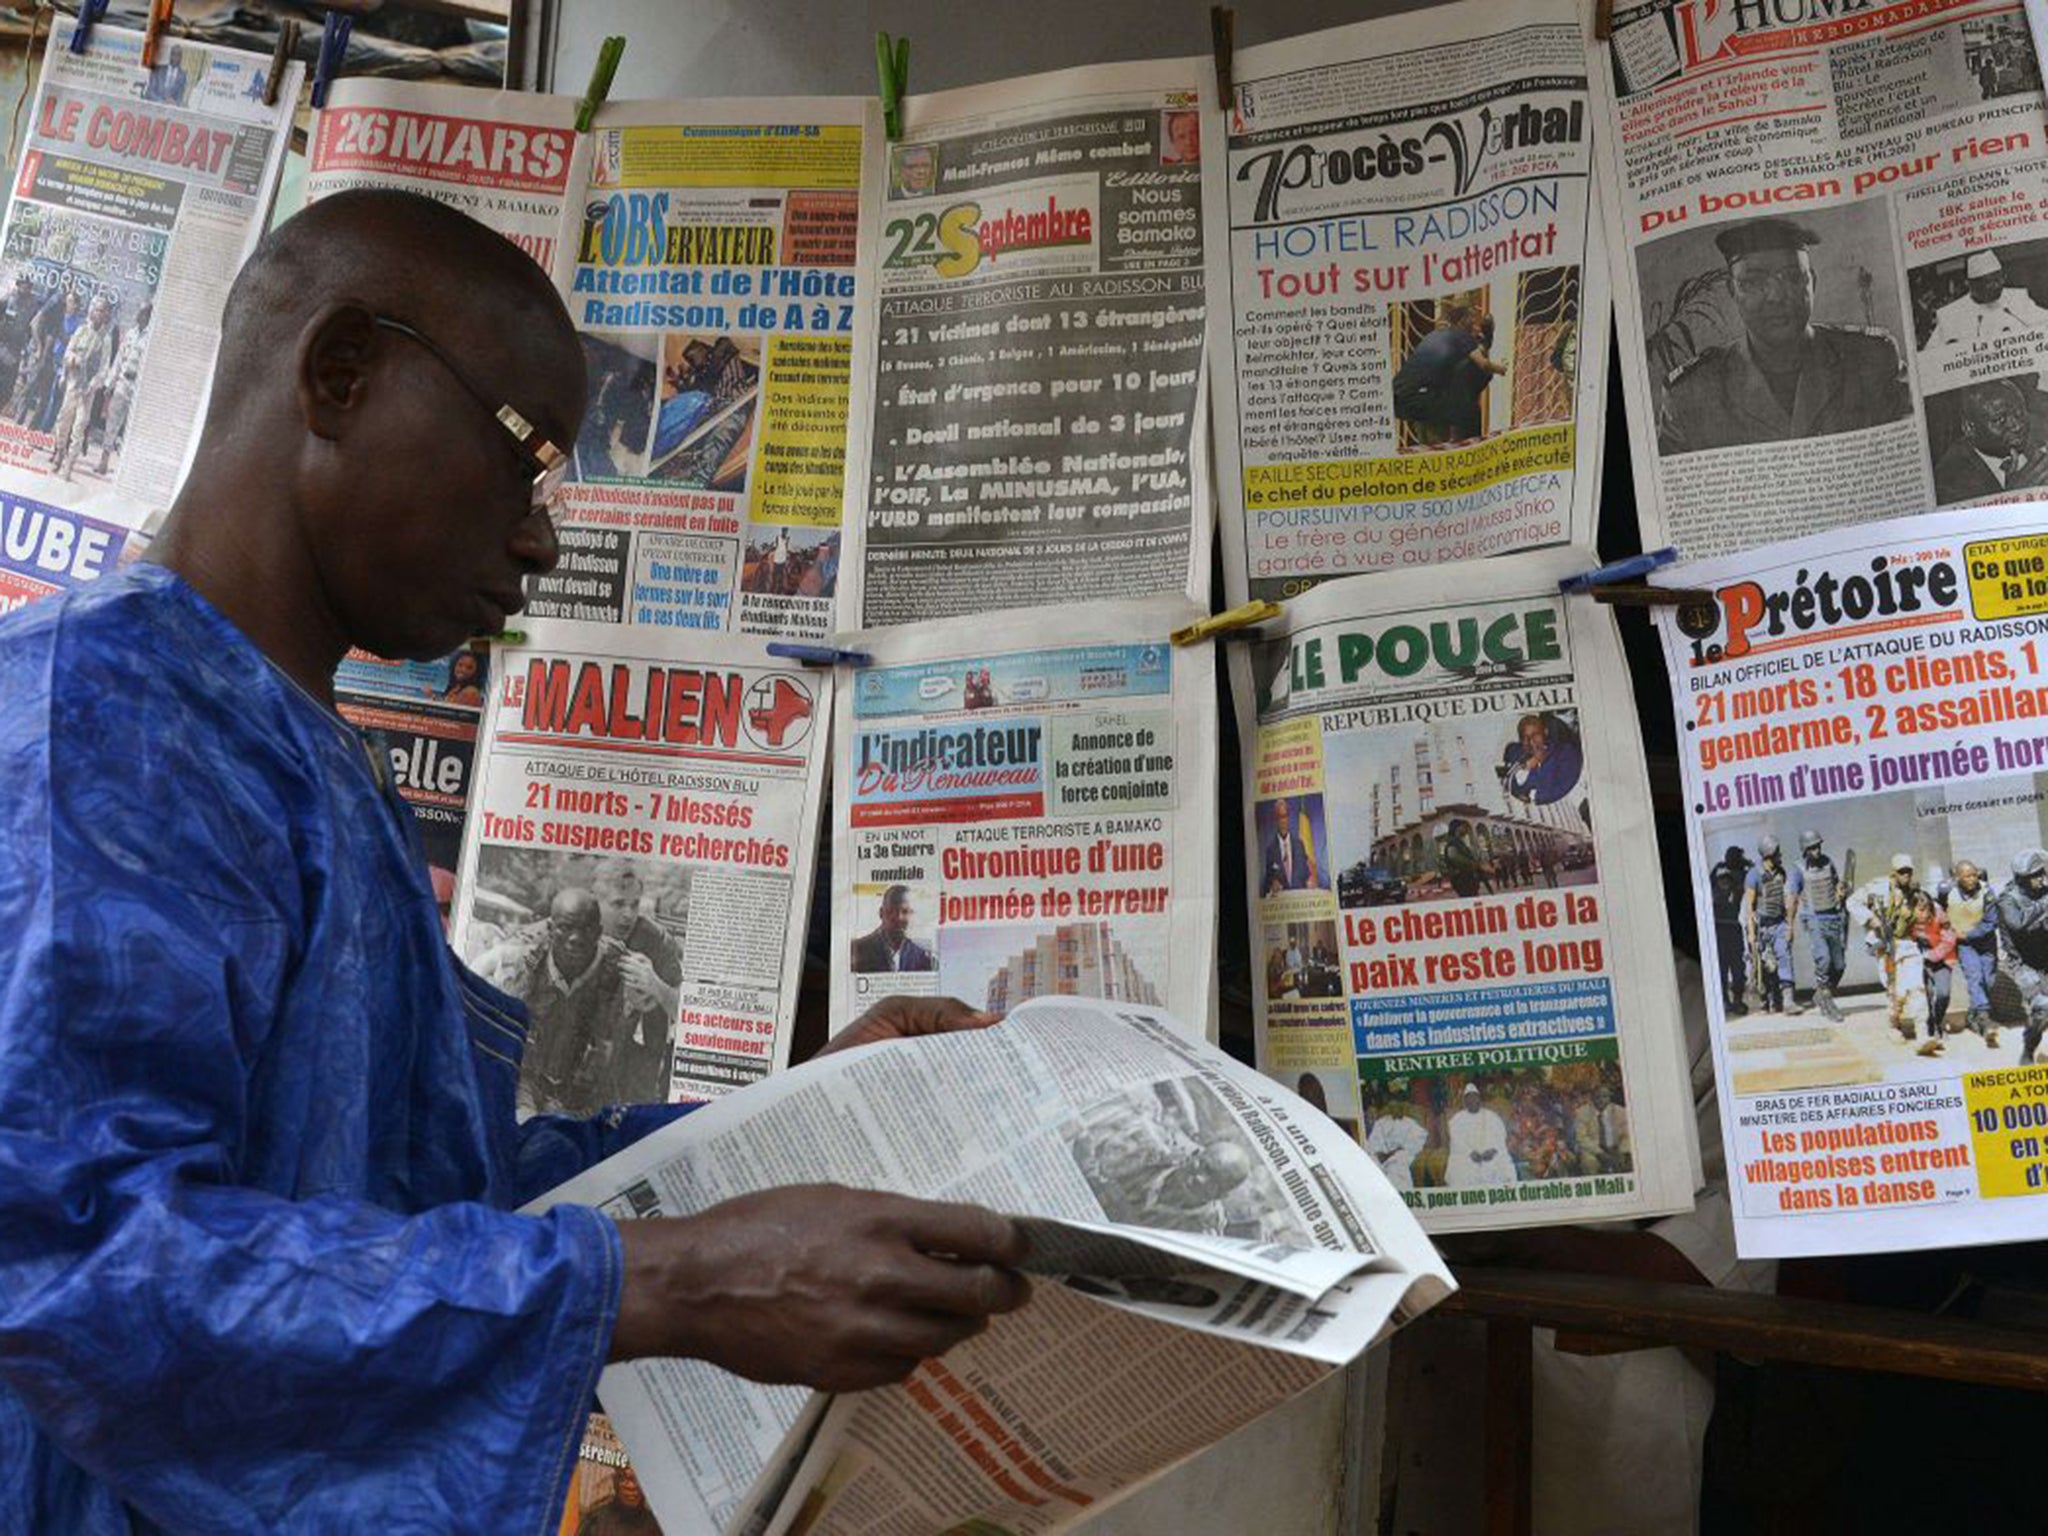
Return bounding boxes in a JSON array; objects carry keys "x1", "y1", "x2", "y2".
[{"x1": 141, "y1": 0, "x2": 175, "y2": 71}]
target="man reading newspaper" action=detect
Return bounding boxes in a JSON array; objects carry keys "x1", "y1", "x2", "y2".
[{"x1": 0, "y1": 192, "x2": 1033, "y2": 1533}]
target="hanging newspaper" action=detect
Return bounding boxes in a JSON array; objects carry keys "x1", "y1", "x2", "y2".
[
  {"x1": 828, "y1": 595, "x2": 1217, "y2": 1036},
  {"x1": 332, "y1": 645, "x2": 492, "y2": 918},
  {"x1": 1599, "y1": 0, "x2": 2048, "y2": 558},
  {"x1": 305, "y1": 79, "x2": 580, "y2": 271},
  {"x1": 529, "y1": 996, "x2": 1453, "y2": 1536},
  {"x1": 448, "y1": 620, "x2": 830, "y2": 1108},
  {"x1": 1655, "y1": 503, "x2": 2048, "y2": 1256},
  {"x1": 0, "y1": 20, "x2": 299, "y2": 597},
  {"x1": 1204, "y1": 0, "x2": 1608, "y2": 605},
  {"x1": 1231, "y1": 552, "x2": 1698, "y2": 1229},
  {"x1": 839, "y1": 60, "x2": 1210, "y2": 626},
  {"x1": 309, "y1": 85, "x2": 878, "y2": 642}
]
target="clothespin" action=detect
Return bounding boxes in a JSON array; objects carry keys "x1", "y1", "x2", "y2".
[
  {"x1": 1560, "y1": 546, "x2": 1710, "y2": 607},
  {"x1": 310, "y1": 11, "x2": 353, "y2": 111},
  {"x1": 1559, "y1": 546, "x2": 1676, "y2": 594},
  {"x1": 68, "y1": 0, "x2": 109, "y2": 56},
  {"x1": 140, "y1": 0, "x2": 174, "y2": 70},
  {"x1": 1172, "y1": 599, "x2": 1280, "y2": 647},
  {"x1": 1210, "y1": 6, "x2": 1236, "y2": 112},
  {"x1": 1594, "y1": 0, "x2": 1618, "y2": 43},
  {"x1": 262, "y1": 18, "x2": 301, "y2": 108},
  {"x1": 467, "y1": 629, "x2": 526, "y2": 646},
  {"x1": 767, "y1": 640, "x2": 872, "y2": 669},
  {"x1": 575, "y1": 35, "x2": 625, "y2": 133},
  {"x1": 875, "y1": 32, "x2": 908, "y2": 142}
]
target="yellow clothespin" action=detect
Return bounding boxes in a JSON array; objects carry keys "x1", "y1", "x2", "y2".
[
  {"x1": 1172, "y1": 599, "x2": 1280, "y2": 647},
  {"x1": 140, "y1": 0, "x2": 174, "y2": 70}
]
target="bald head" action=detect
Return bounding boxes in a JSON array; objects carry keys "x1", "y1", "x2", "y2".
[
  {"x1": 215, "y1": 188, "x2": 578, "y2": 408},
  {"x1": 157, "y1": 188, "x2": 585, "y2": 695}
]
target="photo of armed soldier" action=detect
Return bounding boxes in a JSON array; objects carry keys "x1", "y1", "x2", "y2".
[{"x1": 1704, "y1": 779, "x2": 2048, "y2": 1093}]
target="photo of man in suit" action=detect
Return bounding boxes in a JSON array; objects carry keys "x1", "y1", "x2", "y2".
[
  {"x1": 849, "y1": 883, "x2": 935, "y2": 973},
  {"x1": 1260, "y1": 795, "x2": 1329, "y2": 896},
  {"x1": 1931, "y1": 378, "x2": 2048, "y2": 504}
]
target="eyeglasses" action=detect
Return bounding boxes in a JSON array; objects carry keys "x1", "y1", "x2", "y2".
[{"x1": 371, "y1": 314, "x2": 568, "y2": 514}]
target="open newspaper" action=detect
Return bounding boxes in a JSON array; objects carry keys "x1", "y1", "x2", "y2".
[
  {"x1": 1599, "y1": 0, "x2": 2048, "y2": 557},
  {"x1": 828, "y1": 595, "x2": 1217, "y2": 1037},
  {"x1": 0, "y1": 20, "x2": 298, "y2": 601},
  {"x1": 1231, "y1": 552, "x2": 1699, "y2": 1229},
  {"x1": 838, "y1": 59, "x2": 1211, "y2": 627},
  {"x1": 529, "y1": 995, "x2": 1453, "y2": 1536},
  {"x1": 1204, "y1": 0, "x2": 1610, "y2": 601},
  {"x1": 1656, "y1": 503, "x2": 2048, "y2": 1256}
]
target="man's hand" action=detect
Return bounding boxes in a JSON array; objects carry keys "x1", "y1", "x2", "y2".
[
  {"x1": 815, "y1": 995, "x2": 1002, "y2": 1060},
  {"x1": 609, "y1": 1186, "x2": 1031, "y2": 1391}
]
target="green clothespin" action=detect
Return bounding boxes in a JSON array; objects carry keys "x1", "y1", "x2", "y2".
[
  {"x1": 875, "y1": 31, "x2": 908, "y2": 141},
  {"x1": 576, "y1": 35, "x2": 625, "y2": 133}
]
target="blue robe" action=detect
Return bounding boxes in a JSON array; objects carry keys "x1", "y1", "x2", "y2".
[{"x1": 0, "y1": 563, "x2": 687, "y2": 1532}]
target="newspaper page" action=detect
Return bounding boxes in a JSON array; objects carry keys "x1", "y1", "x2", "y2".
[
  {"x1": 1654, "y1": 503, "x2": 2048, "y2": 1256},
  {"x1": 447, "y1": 620, "x2": 830, "y2": 1108},
  {"x1": 528, "y1": 996, "x2": 1453, "y2": 1536},
  {"x1": 310, "y1": 87, "x2": 878, "y2": 642},
  {"x1": 0, "y1": 21, "x2": 299, "y2": 542},
  {"x1": 839, "y1": 60, "x2": 1211, "y2": 627},
  {"x1": 333, "y1": 645, "x2": 491, "y2": 915},
  {"x1": 1231, "y1": 551, "x2": 1699, "y2": 1229},
  {"x1": 554, "y1": 100, "x2": 877, "y2": 643},
  {"x1": 1204, "y1": 0, "x2": 1608, "y2": 606},
  {"x1": 305, "y1": 78, "x2": 583, "y2": 272},
  {"x1": 562, "y1": 1413, "x2": 666, "y2": 1534},
  {"x1": 1598, "y1": 0, "x2": 2048, "y2": 558},
  {"x1": 826, "y1": 595, "x2": 1217, "y2": 1037}
]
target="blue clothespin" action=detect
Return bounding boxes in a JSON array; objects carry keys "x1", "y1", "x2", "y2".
[
  {"x1": 310, "y1": 11, "x2": 353, "y2": 110},
  {"x1": 68, "y1": 0, "x2": 110, "y2": 56},
  {"x1": 875, "y1": 32, "x2": 908, "y2": 141},
  {"x1": 575, "y1": 35, "x2": 625, "y2": 133},
  {"x1": 1558, "y1": 546, "x2": 1677, "y2": 594},
  {"x1": 768, "y1": 641, "x2": 872, "y2": 669}
]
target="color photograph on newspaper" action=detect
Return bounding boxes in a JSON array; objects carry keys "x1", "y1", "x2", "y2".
[{"x1": 1659, "y1": 502, "x2": 2048, "y2": 1256}]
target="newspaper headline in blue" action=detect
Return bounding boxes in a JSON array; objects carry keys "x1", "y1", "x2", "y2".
[
  {"x1": 1353, "y1": 977, "x2": 1615, "y2": 1056},
  {"x1": 853, "y1": 641, "x2": 1170, "y2": 720},
  {"x1": 849, "y1": 716, "x2": 1048, "y2": 827},
  {"x1": 0, "y1": 489, "x2": 123, "y2": 593}
]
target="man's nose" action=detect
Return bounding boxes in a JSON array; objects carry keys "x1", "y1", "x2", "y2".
[{"x1": 511, "y1": 505, "x2": 560, "y2": 576}]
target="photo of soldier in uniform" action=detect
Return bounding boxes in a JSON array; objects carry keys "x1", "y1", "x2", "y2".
[
  {"x1": 1704, "y1": 775, "x2": 2048, "y2": 1095},
  {"x1": 1923, "y1": 374, "x2": 2048, "y2": 505},
  {"x1": 1062, "y1": 1077, "x2": 1309, "y2": 1244},
  {"x1": 1638, "y1": 206, "x2": 1913, "y2": 455},
  {"x1": 460, "y1": 848, "x2": 688, "y2": 1117}
]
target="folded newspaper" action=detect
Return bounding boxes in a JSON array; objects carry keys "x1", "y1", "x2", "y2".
[{"x1": 529, "y1": 995, "x2": 1453, "y2": 1535}]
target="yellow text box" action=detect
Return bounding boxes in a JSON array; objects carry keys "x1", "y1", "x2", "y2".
[
  {"x1": 1244, "y1": 424, "x2": 1573, "y2": 511},
  {"x1": 1964, "y1": 1065, "x2": 2048, "y2": 1198},
  {"x1": 1965, "y1": 534, "x2": 2048, "y2": 621},
  {"x1": 617, "y1": 124, "x2": 863, "y2": 190},
  {"x1": 754, "y1": 334, "x2": 850, "y2": 528}
]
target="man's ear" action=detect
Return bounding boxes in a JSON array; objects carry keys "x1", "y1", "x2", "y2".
[{"x1": 297, "y1": 302, "x2": 377, "y2": 441}]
